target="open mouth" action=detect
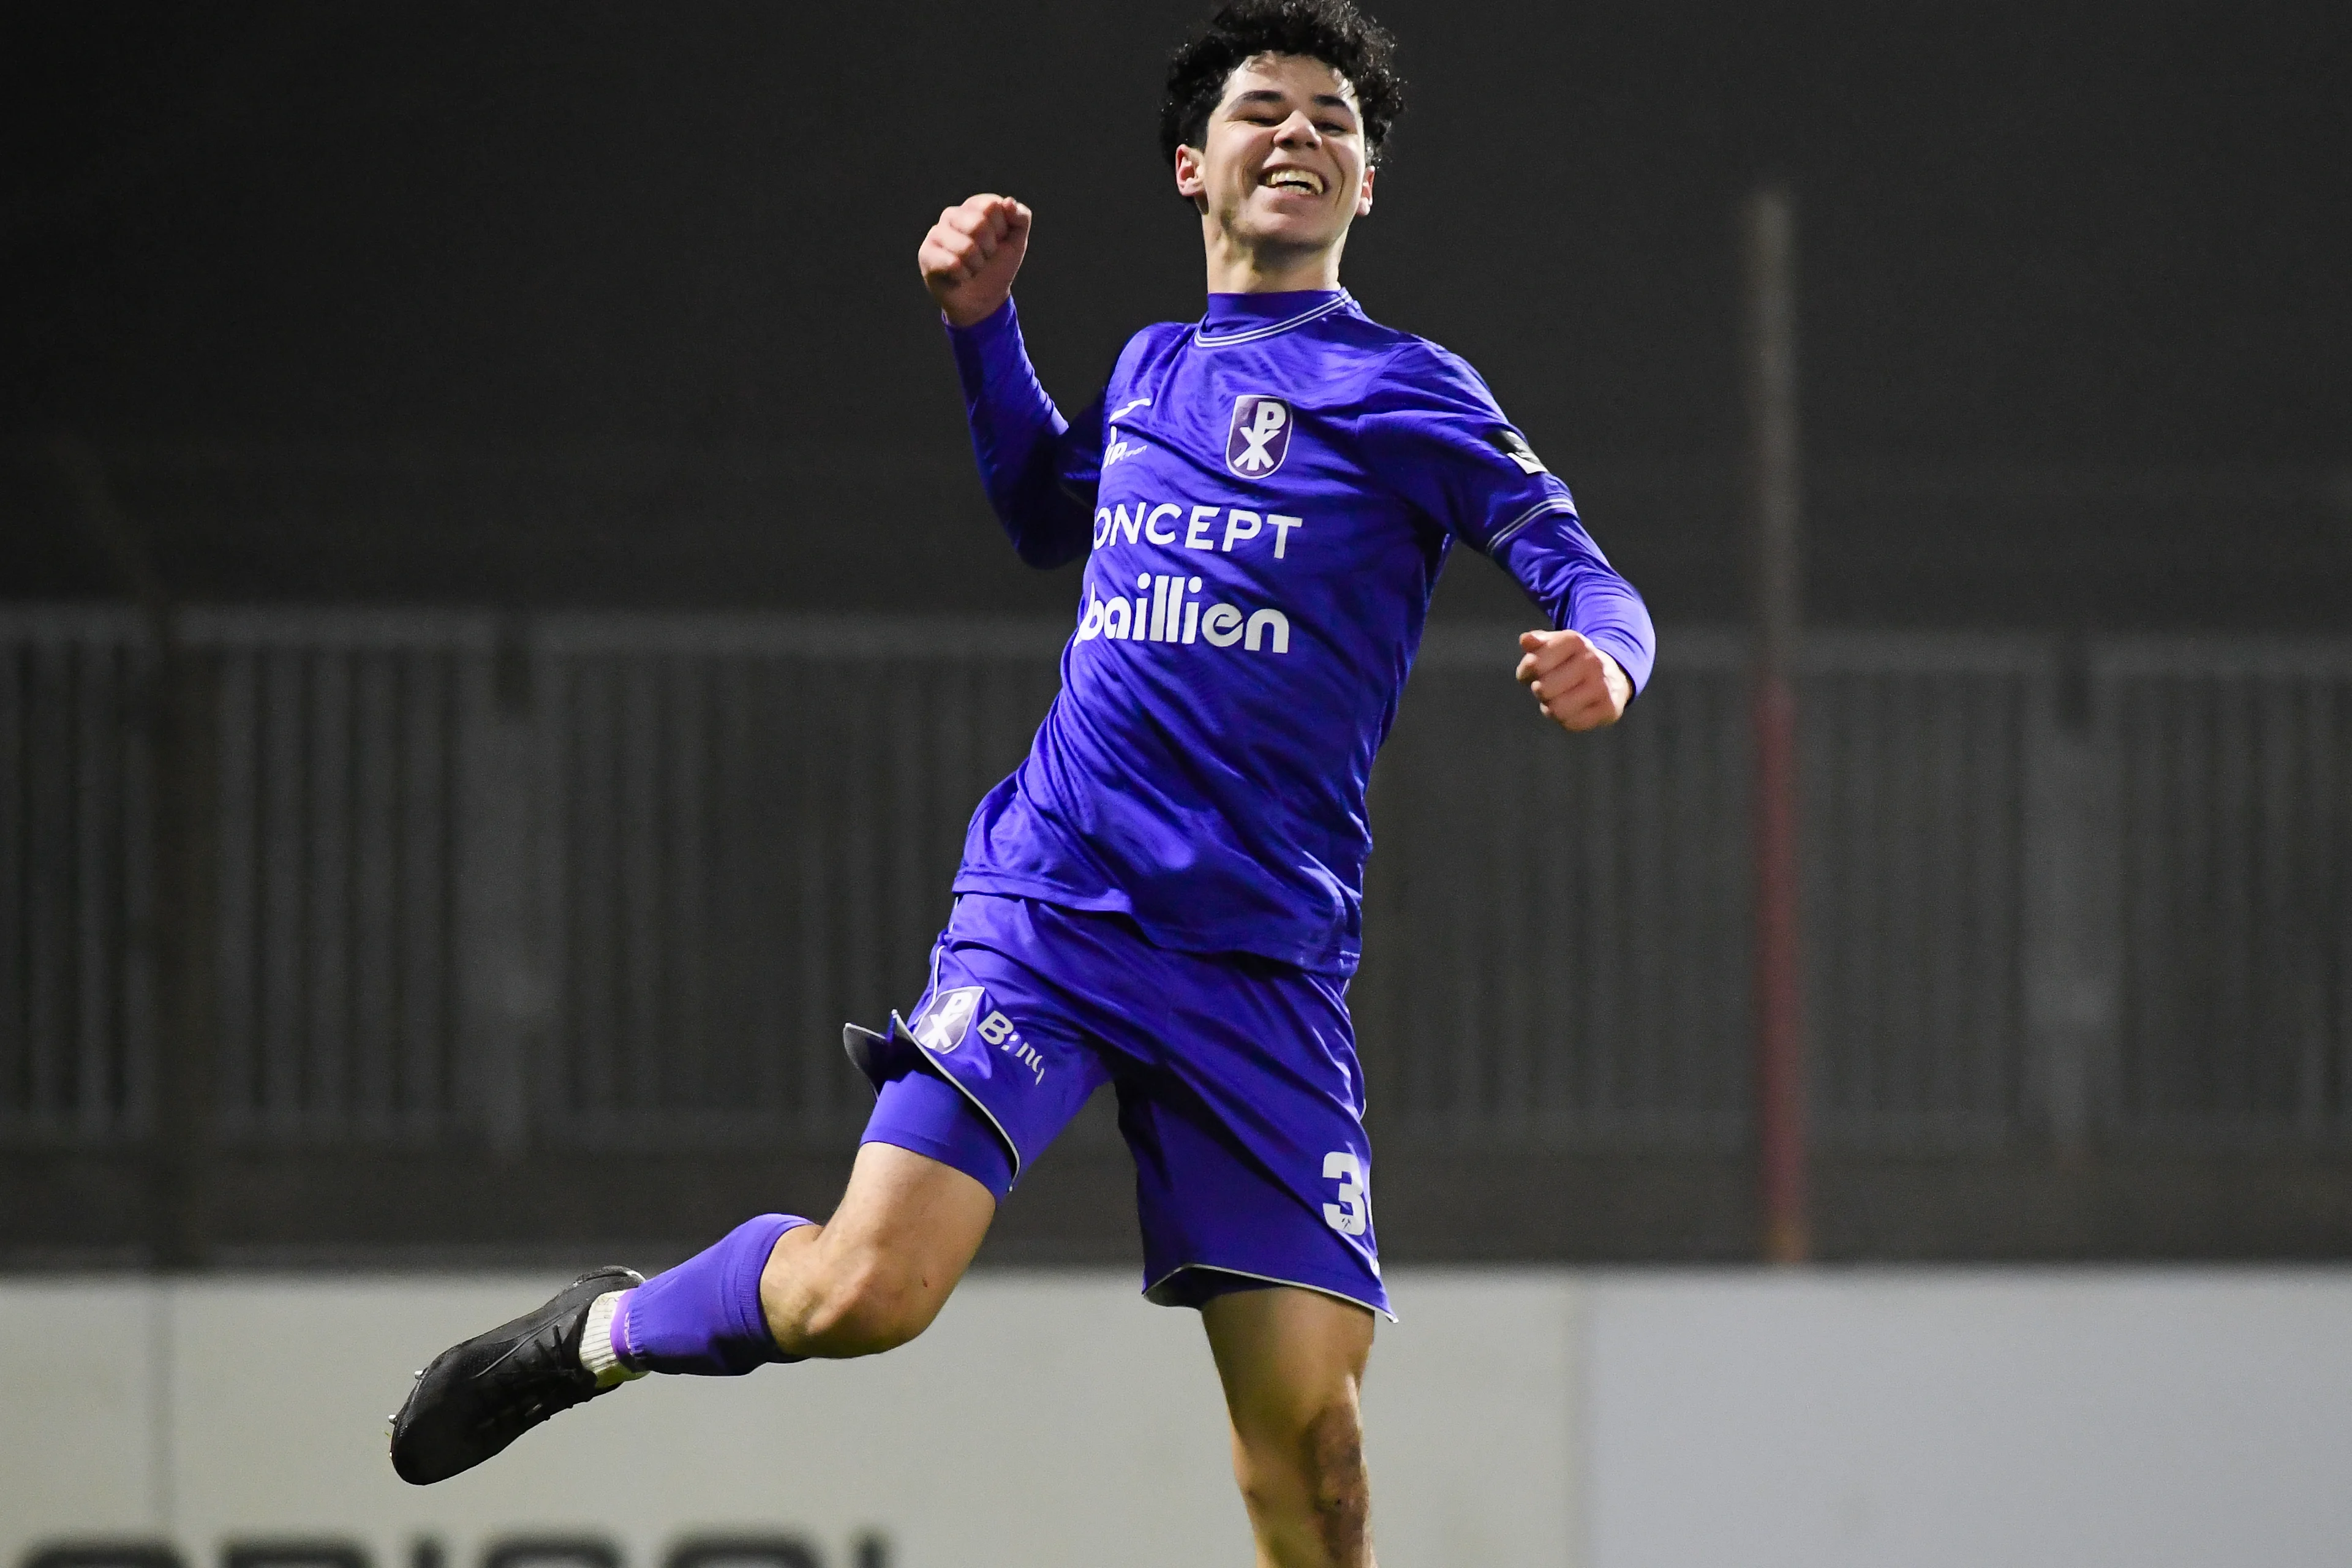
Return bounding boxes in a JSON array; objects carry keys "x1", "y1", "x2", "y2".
[{"x1": 1259, "y1": 167, "x2": 1327, "y2": 196}]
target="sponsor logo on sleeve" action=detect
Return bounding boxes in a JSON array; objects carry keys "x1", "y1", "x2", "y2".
[
  {"x1": 1488, "y1": 426, "x2": 1548, "y2": 475},
  {"x1": 1226, "y1": 394, "x2": 1294, "y2": 479}
]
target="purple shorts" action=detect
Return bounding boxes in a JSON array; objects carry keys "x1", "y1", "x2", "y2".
[{"x1": 851, "y1": 894, "x2": 1387, "y2": 1319}]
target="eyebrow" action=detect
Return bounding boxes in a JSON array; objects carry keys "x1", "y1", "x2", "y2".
[{"x1": 1227, "y1": 89, "x2": 1359, "y2": 117}]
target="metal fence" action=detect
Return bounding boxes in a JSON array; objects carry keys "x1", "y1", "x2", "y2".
[
  {"x1": 1363, "y1": 631, "x2": 2058, "y2": 1148},
  {"x1": 3, "y1": 607, "x2": 2348, "y2": 1152},
  {"x1": 2104, "y1": 641, "x2": 2352, "y2": 1140},
  {"x1": 0, "y1": 608, "x2": 156, "y2": 1144},
  {"x1": 194, "y1": 612, "x2": 1062, "y2": 1149}
]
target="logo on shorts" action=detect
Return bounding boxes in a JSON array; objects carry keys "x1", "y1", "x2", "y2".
[
  {"x1": 911, "y1": 985, "x2": 983, "y2": 1053},
  {"x1": 1226, "y1": 394, "x2": 1293, "y2": 480}
]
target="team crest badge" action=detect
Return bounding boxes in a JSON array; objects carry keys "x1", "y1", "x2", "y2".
[
  {"x1": 911, "y1": 986, "x2": 983, "y2": 1053},
  {"x1": 1226, "y1": 394, "x2": 1293, "y2": 480}
]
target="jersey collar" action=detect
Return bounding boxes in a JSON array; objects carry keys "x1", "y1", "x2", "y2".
[{"x1": 1194, "y1": 290, "x2": 1355, "y2": 348}]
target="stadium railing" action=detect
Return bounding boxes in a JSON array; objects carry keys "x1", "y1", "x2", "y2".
[{"x1": 2, "y1": 607, "x2": 2347, "y2": 1156}]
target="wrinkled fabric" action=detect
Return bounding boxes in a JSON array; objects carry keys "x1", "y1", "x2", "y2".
[{"x1": 948, "y1": 290, "x2": 1654, "y2": 974}]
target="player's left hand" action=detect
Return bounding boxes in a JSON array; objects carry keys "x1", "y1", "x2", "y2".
[{"x1": 1516, "y1": 629, "x2": 1631, "y2": 733}]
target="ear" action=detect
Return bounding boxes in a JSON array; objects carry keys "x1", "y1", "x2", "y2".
[
  {"x1": 1355, "y1": 163, "x2": 1376, "y2": 218},
  {"x1": 1174, "y1": 143, "x2": 1207, "y2": 202}
]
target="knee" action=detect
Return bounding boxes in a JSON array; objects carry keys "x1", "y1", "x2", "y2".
[
  {"x1": 786, "y1": 1246, "x2": 947, "y2": 1357},
  {"x1": 1242, "y1": 1398, "x2": 1371, "y2": 1554}
]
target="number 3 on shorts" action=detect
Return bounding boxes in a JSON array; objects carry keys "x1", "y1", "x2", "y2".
[{"x1": 1322, "y1": 1150, "x2": 1369, "y2": 1236}]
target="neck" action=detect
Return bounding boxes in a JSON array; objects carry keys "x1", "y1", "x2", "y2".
[{"x1": 1199, "y1": 220, "x2": 1347, "y2": 294}]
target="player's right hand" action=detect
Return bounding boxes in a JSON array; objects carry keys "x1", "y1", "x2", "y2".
[{"x1": 919, "y1": 194, "x2": 1032, "y2": 329}]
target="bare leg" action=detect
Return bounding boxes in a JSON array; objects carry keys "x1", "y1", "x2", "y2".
[
  {"x1": 1203, "y1": 1286, "x2": 1379, "y2": 1568},
  {"x1": 759, "y1": 1140, "x2": 997, "y2": 1359}
]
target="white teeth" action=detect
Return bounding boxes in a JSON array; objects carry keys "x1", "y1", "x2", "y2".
[{"x1": 1262, "y1": 170, "x2": 1323, "y2": 194}]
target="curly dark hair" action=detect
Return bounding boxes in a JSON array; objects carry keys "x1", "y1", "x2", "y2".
[{"x1": 1158, "y1": 0, "x2": 1406, "y2": 172}]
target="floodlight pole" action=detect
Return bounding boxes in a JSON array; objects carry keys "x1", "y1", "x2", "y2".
[{"x1": 1744, "y1": 186, "x2": 1811, "y2": 1264}]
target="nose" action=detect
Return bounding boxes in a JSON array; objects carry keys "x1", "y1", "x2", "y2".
[{"x1": 1272, "y1": 110, "x2": 1322, "y2": 148}]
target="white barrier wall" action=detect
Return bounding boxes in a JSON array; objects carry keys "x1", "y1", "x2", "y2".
[
  {"x1": 0, "y1": 1272, "x2": 1574, "y2": 1568},
  {"x1": 1583, "y1": 1270, "x2": 2352, "y2": 1568},
  {"x1": 3, "y1": 1269, "x2": 2348, "y2": 1568}
]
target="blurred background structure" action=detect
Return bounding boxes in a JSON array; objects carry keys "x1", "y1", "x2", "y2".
[{"x1": 4, "y1": 1, "x2": 2350, "y2": 1265}]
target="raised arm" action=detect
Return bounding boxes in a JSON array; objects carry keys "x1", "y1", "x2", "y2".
[
  {"x1": 919, "y1": 194, "x2": 1100, "y2": 569},
  {"x1": 1359, "y1": 342, "x2": 1657, "y2": 733}
]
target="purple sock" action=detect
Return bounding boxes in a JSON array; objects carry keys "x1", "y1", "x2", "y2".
[{"x1": 613, "y1": 1213, "x2": 812, "y2": 1376}]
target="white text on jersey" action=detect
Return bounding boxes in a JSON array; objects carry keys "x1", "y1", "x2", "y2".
[
  {"x1": 1093, "y1": 501, "x2": 1304, "y2": 558},
  {"x1": 1075, "y1": 575, "x2": 1290, "y2": 654}
]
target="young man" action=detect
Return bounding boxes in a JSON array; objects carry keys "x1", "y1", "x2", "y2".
[{"x1": 390, "y1": 4, "x2": 1652, "y2": 1564}]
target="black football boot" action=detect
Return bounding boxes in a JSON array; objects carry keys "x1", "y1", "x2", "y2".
[{"x1": 388, "y1": 1264, "x2": 643, "y2": 1484}]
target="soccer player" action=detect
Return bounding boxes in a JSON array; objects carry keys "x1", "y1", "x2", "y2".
[{"x1": 390, "y1": 3, "x2": 1653, "y2": 1563}]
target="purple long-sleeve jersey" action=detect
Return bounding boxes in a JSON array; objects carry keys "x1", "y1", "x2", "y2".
[{"x1": 945, "y1": 288, "x2": 1655, "y2": 974}]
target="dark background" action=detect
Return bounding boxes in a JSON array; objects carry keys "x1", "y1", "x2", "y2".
[
  {"x1": 8, "y1": 0, "x2": 2349, "y2": 626},
  {"x1": 4, "y1": 2, "x2": 2350, "y2": 1270}
]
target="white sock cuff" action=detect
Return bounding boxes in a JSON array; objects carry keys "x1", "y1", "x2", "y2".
[{"x1": 579, "y1": 1289, "x2": 642, "y2": 1385}]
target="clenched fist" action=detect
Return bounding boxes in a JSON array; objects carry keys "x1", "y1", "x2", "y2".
[
  {"x1": 919, "y1": 194, "x2": 1032, "y2": 328},
  {"x1": 1516, "y1": 629, "x2": 1631, "y2": 733}
]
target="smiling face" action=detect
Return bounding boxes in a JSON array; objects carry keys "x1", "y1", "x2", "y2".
[{"x1": 1174, "y1": 52, "x2": 1376, "y2": 288}]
